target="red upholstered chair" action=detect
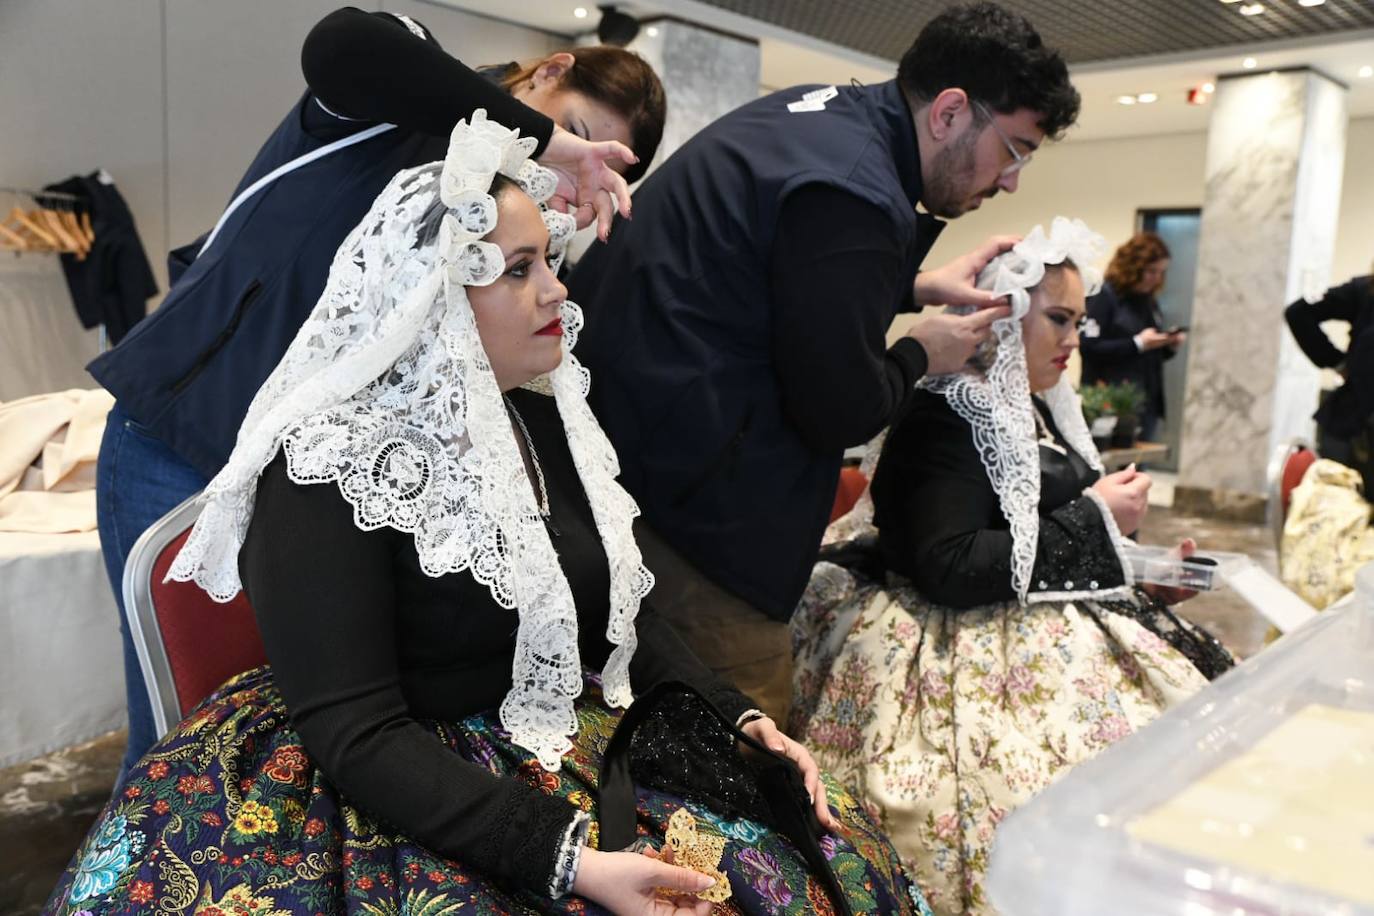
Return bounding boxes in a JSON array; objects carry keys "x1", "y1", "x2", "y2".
[
  {"x1": 1266, "y1": 438, "x2": 1317, "y2": 555},
  {"x1": 123, "y1": 494, "x2": 267, "y2": 739},
  {"x1": 831, "y1": 465, "x2": 869, "y2": 523}
]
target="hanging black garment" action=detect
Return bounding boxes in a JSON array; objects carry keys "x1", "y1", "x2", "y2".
[{"x1": 44, "y1": 172, "x2": 158, "y2": 344}]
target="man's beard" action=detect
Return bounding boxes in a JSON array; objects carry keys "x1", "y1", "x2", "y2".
[{"x1": 923, "y1": 128, "x2": 996, "y2": 219}]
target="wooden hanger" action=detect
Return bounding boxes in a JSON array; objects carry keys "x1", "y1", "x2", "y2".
[
  {"x1": 8, "y1": 206, "x2": 59, "y2": 248},
  {"x1": 0, "y1": 221, "x2": 29, "y2": 251}
]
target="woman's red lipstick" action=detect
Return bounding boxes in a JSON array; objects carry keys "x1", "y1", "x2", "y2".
[{"x1": 536, "y1": 318, "x2": 563, "y2": 337}]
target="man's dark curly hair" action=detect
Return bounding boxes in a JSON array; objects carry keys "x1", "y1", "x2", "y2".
[{"x1": 898, "y1": 2, "x2": 1080, "y2": 140}]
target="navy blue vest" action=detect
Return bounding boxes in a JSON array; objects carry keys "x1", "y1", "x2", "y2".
[
  {"x1": 87, "y1": 94, "x2": 446, "y2": 478},
  {"x1": 569, "y1": 79, "x2": 940, "y2": 620}
]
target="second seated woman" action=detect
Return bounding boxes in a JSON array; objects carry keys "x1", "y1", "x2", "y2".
[
  {"x1": 46, "y1": 115, "x2": 926, "y2": 916},
  {"x1": 791, "y1": 219, "x2": 1232, "y2": 916}
]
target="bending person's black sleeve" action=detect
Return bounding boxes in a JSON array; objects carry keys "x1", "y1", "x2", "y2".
[
  {"x1": 302, "y1": 6, "x2": 555, "y2": 153},
  {"x1": 1285, "y1": 279, "x2": 1361, "y2": 369},
  {"x1": 771, "y1": 184, "x2": 928, "y2": 454},
  {"x1": 239, "y1": 454, "x2": 575, "y2": 895}
]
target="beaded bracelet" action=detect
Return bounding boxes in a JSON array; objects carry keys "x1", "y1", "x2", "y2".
[{"x1": 547, "y1": 811, "x2": 591, "y2": 898}]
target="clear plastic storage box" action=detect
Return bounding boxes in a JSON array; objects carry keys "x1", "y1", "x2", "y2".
[{"x1": 986, "y1": 563, "x2": 1374, "y2": 916}]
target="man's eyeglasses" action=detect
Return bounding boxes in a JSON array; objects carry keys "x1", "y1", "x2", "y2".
[{"x1": 973, "y1": 100, "x2": 1032, "y2": 177}]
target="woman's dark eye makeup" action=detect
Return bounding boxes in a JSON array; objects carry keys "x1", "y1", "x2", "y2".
[{"x1": 1046, "y1": 307, "x2": 1085, "y2": 329}]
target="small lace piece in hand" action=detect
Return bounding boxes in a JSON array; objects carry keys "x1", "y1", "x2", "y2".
[{"x1": 659, "y1": 808, "x2": 731, "y2": 903}]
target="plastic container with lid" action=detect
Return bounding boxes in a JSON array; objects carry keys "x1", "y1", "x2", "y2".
[
  {"x1": 986, "y1": 561, "x2": 1374, "y2": 915},
  {"x1": 1119, "y1": 542, "x2": 1251, "y2": 591}
]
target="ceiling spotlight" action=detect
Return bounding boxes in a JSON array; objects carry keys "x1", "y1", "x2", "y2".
[
  {"x1": 573, "y1": 6, "x2": 588, "y2": 17},
  {"x1": 1238, "y1": 3, "x2": 1265, "y2": 14},
  {"x1": 646, "y1": 25, "x2": 659, "y2": 37},
  {"x1": 1298, "y1": 0, "x2": 1325, "y2": 6},
  {"x1": 1360, "y1": 66, "x2": 1374, "y2": 79},
  {"x1": 1202, "y1": 82, "x2": 1216, "y2": 93},
  {"x1": 1242, "y1": 57, "x2": 1258, "y2": 69},
  {"x1": 1218, "y1": 0, "x2": 1241, "y2": 4},
  {"x1": 596, "y1": 4, "x2": 640, "y2": 46},
  {"x1": 1136, "y1": 92, "x2": 1158, "y2": 103},
  {"x1": 1116, "y1": 95, "x2": 1137, "y2": 105}
]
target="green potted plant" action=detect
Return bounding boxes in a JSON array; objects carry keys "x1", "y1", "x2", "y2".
[
  {"x1": 1078, "y1": 381, "x2": 1117, "y2": 451},
  {"x1": 1107, "y1": 380, "x2": 1145, "y2": 447}
]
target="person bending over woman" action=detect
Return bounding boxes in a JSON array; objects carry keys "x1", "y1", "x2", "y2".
[
  {"x1": 48, "y1": 115, "x2": 927, "y2": 916},
  {"x1": 791, "y1": 218, "x2": 1232, "y2": 916}
]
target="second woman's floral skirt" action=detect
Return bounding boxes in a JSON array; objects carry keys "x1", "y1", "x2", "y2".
[{"x1": 791, "y1": 563, "x2": 1210, "y2": 916}]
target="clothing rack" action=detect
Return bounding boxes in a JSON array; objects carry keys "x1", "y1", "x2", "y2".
[{"x1": 1, "y1": 183, "x2": 107, "y2": 350}]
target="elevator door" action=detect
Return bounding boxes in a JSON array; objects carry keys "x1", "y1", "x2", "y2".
[{"x1": 1139, "y1": 209, "x2": 1201, "y2": 473}]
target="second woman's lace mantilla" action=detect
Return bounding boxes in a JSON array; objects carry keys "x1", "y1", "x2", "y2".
[
  {"x1": 921, "y1": 217, "x2": 1113, "y2": 603},
  {"x1": 167, "y1": 111, "x2": 648, "y2": 770}
]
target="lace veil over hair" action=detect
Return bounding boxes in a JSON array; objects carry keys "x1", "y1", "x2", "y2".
[
  {"x1": 167, "y1": 111, "x2": 652, "y2": 770},
  {"x1": 920, "y1": 217, "x2": 1115, "y2": 603}
]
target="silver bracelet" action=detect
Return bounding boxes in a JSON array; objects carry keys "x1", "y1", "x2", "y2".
[
  {"x1": 548, "y1": 810, "x2": 591, "y2": 899},
  {"x1": 735, "y1": 708, "x2": 768, "y2": 729}
]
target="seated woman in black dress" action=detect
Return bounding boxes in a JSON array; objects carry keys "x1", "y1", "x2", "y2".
[
  {"x1": 46, "y1": 114, "x2": 927, "y2": 916},
  {"x1": 791, "y1": 218, "x2": 1232, "y2": 916}
]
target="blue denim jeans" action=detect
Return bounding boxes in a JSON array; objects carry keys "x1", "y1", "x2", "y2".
[{"x1": 96, "y1": 402, "x2": 208, "y2": 780}]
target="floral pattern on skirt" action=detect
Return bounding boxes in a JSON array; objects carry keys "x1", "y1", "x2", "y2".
[
  {"x1": 790, "y1": 563, "x2": 1208, "y2": 916},
  {"x1": 45, "y1": 667, "x2": 931, "y2": 916},
  {"x1": 1280, "y1": 458, "x2": 1374, "y2": 611}
]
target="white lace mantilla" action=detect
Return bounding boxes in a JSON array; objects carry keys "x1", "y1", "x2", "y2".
[
  {"x1": 920, "y1": 217, "x2": 1110, "y2": 603},
  {"x1": 167, "y1": 111, "x2": 648, "y2": 770}
]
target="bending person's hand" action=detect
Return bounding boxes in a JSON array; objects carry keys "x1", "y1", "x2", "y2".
[
  {"x1": 908, "y1": 306, "x2": 1013, "y2": 376},
  {"x1": 538, "y1": 126, "x2": 636, "y2": 241},
  {"x1": 741, "y1": 716, "x2": 842, "y2": 832},
  {"x1": 572, "y1": 846, "x2": 714, "y2": 915},
  {"x1": 913, "y1": 235, "x2": 1020, "y2": 308}
]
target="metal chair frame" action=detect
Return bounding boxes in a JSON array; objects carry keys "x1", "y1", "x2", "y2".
[{"x1": 121, "y1": 493, "x2": 205, "y2": 740}]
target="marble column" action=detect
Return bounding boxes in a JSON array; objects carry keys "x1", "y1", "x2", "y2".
[
  {"x1": 1175, "y1": 68, "x2": 1347, "y2": 518},
  {"x1": 626, "y1": 18, "x2": 760, "y2": 178}
]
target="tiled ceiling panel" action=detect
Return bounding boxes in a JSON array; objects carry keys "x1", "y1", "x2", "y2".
[{"x1": 688, "y1": 0, "x2": 1374, "y2": 63}]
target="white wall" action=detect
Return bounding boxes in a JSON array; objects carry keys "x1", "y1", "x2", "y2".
[{"x1": 0, "y1": 0, "x2": 558, "y2": 400}]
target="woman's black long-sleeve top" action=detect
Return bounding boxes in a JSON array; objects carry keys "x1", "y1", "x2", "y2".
[
  {"x1": 238, "y1": 389, "x2": 755, "y2": 894},
  {"x1": 869, "y1": 390, "x2": 1130, "y2": 609}
]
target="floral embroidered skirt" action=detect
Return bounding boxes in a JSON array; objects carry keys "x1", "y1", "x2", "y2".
[
  {"x1": 790, "y1": 564, "x2": 1210, "y2": 916},
  {"x1": 45, "y1": 666, "x2": 930, "y2": 916},
  {"x1": 1280, "y1": 458, "x2": 1374, "y2": 611}
]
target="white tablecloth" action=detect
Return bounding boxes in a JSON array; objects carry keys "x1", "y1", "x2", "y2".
[{"x1": 0, "y1": 529, "x2": 125, "y2": 767}]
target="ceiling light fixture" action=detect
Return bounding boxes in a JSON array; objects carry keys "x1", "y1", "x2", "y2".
[
  {"x1": 1202, "y1": 82, "x2": 1216, "y2": 93},
  {"x1": 1218, "y1": 0, "x2": 1242, "y2": 4},
  {"x1": 1136, "y1": 92, "x2": 1158, "y2": 103},
  {"x1": 573, "y1": 6, "x2": 588, "y2": 18},
  {"x1": 1360, "y1": 66, "x2": 1374, "y2": 79},
  {"x1": 1238, "y1": 3, "x2": 1265, "y2": 14},
  {"x1": 646, "y1": 25, "x2": 659, "y2": 37},
  {"x1": 1242, "y1": 57, "x2": 1258, "y2": 69},
  {"x1": 1297, "y1": 0, "x2": 1325, "y2": 6},
  {"x1": 1116, "y1": 95, "x2": 1137, "y2": 106}
]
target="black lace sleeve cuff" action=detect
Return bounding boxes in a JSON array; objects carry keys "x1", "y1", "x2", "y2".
[
  {"x1": 1025, "y1": 491, "x2": 1133, "y2": 603},
  {"x1": 488, "y1": 785, "x2": 582, "y2": 895}
]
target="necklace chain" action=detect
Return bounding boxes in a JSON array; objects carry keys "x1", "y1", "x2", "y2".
[{"x1": 504, "y1": 396, "x2": 551, "y2": 519}]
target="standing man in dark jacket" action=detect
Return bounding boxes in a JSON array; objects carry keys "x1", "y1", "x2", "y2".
[
  {"x1": 1285, "y1": 269, "x2": 1374, "y2": 490},
  {"x1": 568, "y1": 2, "x2": 1081, "y2": 720},
  {"x1": 1081, "y1": 231, "x2": 1184, "y2": 442}
]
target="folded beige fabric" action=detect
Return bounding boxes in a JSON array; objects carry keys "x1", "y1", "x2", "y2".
[{"x1": 0, "y1": 388, "x2": 113, "y2": 532}]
